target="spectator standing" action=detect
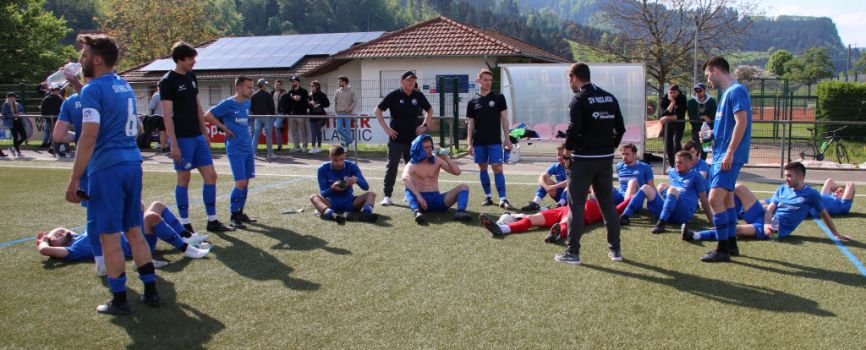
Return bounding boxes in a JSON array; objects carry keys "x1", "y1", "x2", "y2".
[
  {"x1": 279, "y1": 76, "x2": 309, "y2": 152},
  {"x1": 250, "y1": 78, "x2": 276, "y2": 158},
  {"x1": 308, "y1": 80, "x2": 330, "y2": 154},
  {"x1": 660, "y1": 84, "x2": 687, "y2": 168},
  {"x1": 2, "y1": 92, "x2": 26, "y2": 158},
  {"x1": 40, "y1": 84, "x2": 64, "y2": 155},
  {"x1": 272, "y1": 79, "x2": 287, "y2": 151},
  {"x1": 333, "y1": 76, "x2": 357, "y2": 148},
  {"x1": 686, "y1": 83, "x2": 716, "y2": 160}
]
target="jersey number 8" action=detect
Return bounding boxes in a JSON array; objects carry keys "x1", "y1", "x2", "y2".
[{"x1": 125, "y1": 98, "x2": 137, "y2": 137}]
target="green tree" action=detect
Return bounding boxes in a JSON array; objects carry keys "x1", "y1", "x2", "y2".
[
  {"x1": 0, "y1": 0, "x2": 78, "y2": 83},
  {"x1": 766, "y1": 49, "x2": 793, "y2": 77},
  {"x1": 784, "y1": 47, "x2": 834, "y2": 85},
  {"x1": 208, "y1": 0, "x2": 244, "y2": 36},
  {"x1": 44, "y1": 0, "x2": 104, "y2": 44}
]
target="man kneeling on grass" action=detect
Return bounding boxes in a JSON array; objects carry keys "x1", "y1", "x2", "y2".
[
  {"x1": 403, "y1": 134, "x2": 471, "y2": 224},
  {"x1": 481, "y1": 193, "x2": 633, "y2": 242},
  {"x1": 682, "y1": 162, "x2": 852, "y2": 243},
  {"x1": 311, "y1": 145, "x2": 378, "y2": 224},
  {"x1": 36, "y1": 201, "x2": 210, "y2": 269}
]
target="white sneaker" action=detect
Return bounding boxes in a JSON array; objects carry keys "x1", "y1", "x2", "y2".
[
  {"x1": 380, "y1": 196, "x2": 393, "y2": 206},
  {"x1": 307, "y1": 148, "x2": 316, "y2": 154},
  {"x1": 183, "y1": 245, "x2": 210, "y2": 259},
  {"x1": 152, "y1": 260, "x2": 169, "y2": 269},
  {"x1": 195, "y1": 242, "x2": 212, "y2": 250},
  {"x1": 183, "y1": 233, "x2": 209, "y2": 245}
]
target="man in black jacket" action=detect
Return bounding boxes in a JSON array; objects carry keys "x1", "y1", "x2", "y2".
[
  {"x1": 278, "y1": 76, "x2": 309, "y2": 152},
  {"x1": 555, "y1": 63, "x2": 626, "y2": 265},
  {"x1": 250, "y1": 79, "x2": 276, "y2": 158},
  {"x1": 40, "y1": 84, "x2": 64, "y2": 155}
]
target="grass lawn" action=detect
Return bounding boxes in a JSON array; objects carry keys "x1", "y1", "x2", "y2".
[{"x1": 1, "y1": 164, "x2": 865, "y2": 348}]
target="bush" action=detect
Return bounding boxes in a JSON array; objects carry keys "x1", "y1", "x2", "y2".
[{"x1": 815, "y1": 81, "x2": 866, "y2": 136}]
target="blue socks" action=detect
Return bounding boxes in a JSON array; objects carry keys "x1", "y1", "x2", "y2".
[
  {"x1": 712, "y1": 211, "x2": 729, "y2": 241},
  {"x1": 152, "y1": 220, "x2": 186, "y2": 250},
  {"x1": 623, "y1": 190, "x2": 647, "y2": 217},
  {"x1": 362, "y1": 204, "x2": 373, "y2": 213},
  {"x1": 698, "y1": 229, "x2": 719, "y2": 241},
  {"x1": 535, "y1": 186, "x2": 547, "y2": 199},
  {"x1": 479, "y1": 171, "x2": 491, "y2": 197},
  {"x1": 203, "y1": 184, "x2": 216, "y2": 217},
  {"x1": 230, "y1": 187, "x2": 243, "y2": 213},
  {"x1": 726, "y1": 208, "x2": 737, "y2": 240},
  {"x1": 107, "y1": 274, "x2": 127, "y2": 293},
  {"x1": 494, "y1": 172, "x2": 506, "y2": 199},
  {"x1": 160, "y1": 207, "x2": 187, "y2": 234},
  {"x1": 660, "y1": 194, "x2": 678, "y2": 222},
  {"x1": 241, "y1": 188, "x2": 248, "y2": 212},
  {"x1": 457, "y1": 189, "x2": 469, "y2": 211},
  {"x1": 144, "y1": 231, "x2": 159, "y2": 252},
  {"x1": 175, "y1": 185, "x2": 189, "y2": 219}
]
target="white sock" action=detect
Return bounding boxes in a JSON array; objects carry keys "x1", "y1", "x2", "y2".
[
  {"x1": 500, "y1": 225, "x2": 511, "y2": 234},
  {"x1": 533, "y1": 196, "x2": 543, "y2": 204},
  {"x1": 94, "y1": 256, "x2": 105, "y2": 269},
  {"x1": 558, "y1": 198, "x2": 567, "y2": 206},
  {"x1": 180, "y1": 217, "x2": 191, "y2": 225},
  {"x1": 693, "y1": 232, "x2": 701, "y2": 241},
  {"x1": 207, "y1": 215, "x2": 217, "y2": 221},
  {"x1": 499, "y1": 197, "x2": 507, "y2": 203}
]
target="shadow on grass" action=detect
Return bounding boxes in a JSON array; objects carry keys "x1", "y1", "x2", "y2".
[
  {"x1": 210, "y1": 231, "x2": 321, "y2": 291},
  {"x1": 112, "y1": 278, "x2": 225, "y2": 350},
  {"x1": 733, "y1": 255, "x2": 866, "y2": 287},
  {"x1": 776, "y1": 235, "x2": 866, "y2": 249},
  {"x1": 585, "y1": 260, "x2": 835, "y2": 316},
  {"x1": 244, "y1": 222, "x2": 352, "y2": 255}
]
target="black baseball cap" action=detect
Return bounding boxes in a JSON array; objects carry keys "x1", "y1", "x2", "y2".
[
  {"x1": 401, "y1": 71, "x2": 417, "y2": 80},
  {"x1": 6, "y1": 92, "x2": 17, "y2": 98},
  {"x1": 290, "y1": 75, "x2": 301, "y2": 82}
]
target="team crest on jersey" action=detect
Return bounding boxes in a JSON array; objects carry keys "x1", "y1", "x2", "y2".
[
  {"x1": 178, "y1": 84, "x2": 187, "y2": 92},
  {"x1": 411, "y1": 99, "x2": 417, "y2": 106},
  {"x1": 399, "y1": 99, "x2": 404, "y2": 104},
  {"x1": 488, "y1": 100, "x2": 495, "y2": 108}
]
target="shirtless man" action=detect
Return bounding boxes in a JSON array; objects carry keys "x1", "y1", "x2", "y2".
[{"x1": 402, "y1": 134, "x2": 471, "y2": 224}]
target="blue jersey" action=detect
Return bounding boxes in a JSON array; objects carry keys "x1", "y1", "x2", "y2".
[
  {"x1": 317, "y1": 161, "x2": 369, "y2": 199},
  {"x1": 769, "y1": 185, "x2": 825, "y2": 233},
  {"x1": 64, "y1": 232, "x2": 130, "y2": 261},
  {"x1": 616, "y1": 161, "x2": 653, "y2": 193},
  {"x1": 712, "y1": 82, "x2": 751, "y2": 163},
  {"x1": 667, "y1": 168, "x2": 706, "y2": 209},
  {"x1": 691, "y1": 158, "x2": 711, "y2": 192},
  {"x1": 58, "y1": 93, "x2": 83, "y2": 141},
  {"x1": 209, "y1": 97, "x2": 252, "y2": 155},
  {"x1": 821, "y1": 194, "x2": 851, "y2": 216},
  {"x1": 80, "y1": 73, "x2": 142, "y2": 174},
  {"x1": 545, "y1": 162, "x2": 568, "y2": 183}
]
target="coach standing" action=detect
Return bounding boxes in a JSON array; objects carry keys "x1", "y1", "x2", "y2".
[{"x1": 555, "y1": 63, "x2": 626, "y2": 265}]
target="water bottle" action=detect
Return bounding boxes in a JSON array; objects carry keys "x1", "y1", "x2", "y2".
[
  {"x1": 770, "y1": 215, "x2": 780, "y2": 236},
  {"x1": 700, "y1": 122, "x2": 712, "y2": 153},
  {"x1": 45, "y1": 63, "x2": 82, "y2": 87}
]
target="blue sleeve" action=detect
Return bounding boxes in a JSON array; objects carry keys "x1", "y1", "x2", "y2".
[
  {"x1": 63, "y1": 236, "x2": 92, "y2": 261},
  {"x1": 731, "y1": 86, "x2": 751, "y2": 114},
  {"x1": 643, "y1": 163, "x2": 654, "y2": 182},
  {"x1": 810, "y1": 190, "x2": 825, "y2": 213},
  {"x1": 79, "y1": 84, "x2": 102, "y2": 113},
  {"x1": 58, "y1": 99, "x2": 73, "y2": 122},
  {"x1": 209, "y1": 99, "x2": 230, "y2": 122},
  {"x1": 351, "y1": 163, "x2": 369, "y2": 191},
  {"x1": 769, "y1": 186, "x2": 782, "y2": 205},
  {"x1": 694, "y1": 173, "x2": 707, "y2": 195},
  {"x1": 318, "y1": 165, "x2": 334, "y2": 197},
  {"x1": 545, "y1": 163, "x2": 558, "y2": 175}
]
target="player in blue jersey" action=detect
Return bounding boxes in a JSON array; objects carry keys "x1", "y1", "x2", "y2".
[
  {"x1": 36, "y1": 201, "x2": 211, "y2": 262},
  {"x1": 403, "y1": 134, "x2": 471, "y2": 224},
  {"x1": 521, "y1": 143, "x2": 569, "y2": 212},
  {"x1": 619, "y1": 151, "x2": 712, "y2": 232},
  {"x1": 821, "y1": 178, "x2": 855, "y2": 216},
  {"x1": 657, "y1": 140, "x2": 711, "y2": 198},
  {"x1": 683, "y1": 162, "x2": 852, "y2": 242},
  {"x1": 64, "y1": 34, "x2": 158, "y2": 315},
  {"x1": 203, "y1": 76, "x2": 257, "y2": 229},
  {"x1": 613, "y1": 143, "x2": 654, "y2": 205},
  {"x1": 310, "y1": 145, "x2": 378, "y2": 223},
  {"x1": 701, "y1": 56, "x2": 752, "y2": 262},
  {"x1": 159, "y1": 41, "x2": 233, "y2": 234}
]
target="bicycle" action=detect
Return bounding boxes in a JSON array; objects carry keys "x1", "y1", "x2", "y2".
[{"x1": 797, "y1": 125, "x2": 849, "y2": 164}]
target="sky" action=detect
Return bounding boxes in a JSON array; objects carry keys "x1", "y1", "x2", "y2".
[{"x1": 761, "y1": 0, "x2": 866, "y2": 47}]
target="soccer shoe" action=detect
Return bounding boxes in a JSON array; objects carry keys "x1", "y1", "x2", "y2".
[
  {"x1": 544, "y1": 224, "x2": 561, "y2": 243},
  {"x1": 727, "y1": 237, "x2": 740, "y2": 256},
  {"x1": 700, "y1": 250, "x2": 731, "y2": 263},
  {"x1": 207, "y1": 220, "x2": 235, "y2": 232},
  {"x1": 184, "y1": 245, "x2": 210, "y2": 259},
  {"x1": 680, "y1": 224, "x2": 693, "y2": 241},
  {"x1": 239, "y1": 210, "x2": 257, "y2": 223},
  {"x1": 608, "y1": 248, "x2": 623, "y2": 262},
  {"x1": 479, "y1": 213, "x2": 503, "y2": 236},
  {"x1": 358, "y1": 211, "x2": 378, "y2": 223},
  {"x1": 554, "y1": 251, "x2": 581, "y2": 265},
  {"x1": 619, "y1": 215, "x2": 630, "y2": 226},
  {"x1": 229, "y1": 213, "x2": 247, "y2": 229},
  {"x1": 380, "y1": 196, "x2": 393, "y2": 206},
  {"x1": 183, "y1": 223, "x2": 195, "y2": 233},
  {"x1": 152, "y1": 260, "x2": 169, "y2": 269},
  {"x1": 96, "y1": 300, "x2": 131, "y2": 315},
  {"x1": 499, "y1": 199, "x2": 514, "y2": 210},
  {"x1": 651, "y1": 221, "x2": 666, "y2": 234},
  {"x1": 481, "y1": 197, "x2": 494, "y2": 206},
  {"x1": 453, "y1": 211, "x2": 472, "y2": 222},
  {"x1": 183, "y1": 233, "x2": 209, "y2": 245},
  {"x1": 414, "y1": 211, "x2": 426, "y2": 225},
  {"x1": 140, "y1": 293, "x2": 160, "y2": 307},
  {"x1": 334, "y1": 212, "x2": 347, "y2": 225},
  {"x1": 521, "y1": 201, "x2": 541, "y2": 212}
]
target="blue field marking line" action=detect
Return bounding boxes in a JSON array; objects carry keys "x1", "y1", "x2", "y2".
[
  {"x1": 0, "y1": 177, "x2": 309, "y2": 249},
  {"x1": 812, "y1": 217, "x2": 866, "y2": 278}
]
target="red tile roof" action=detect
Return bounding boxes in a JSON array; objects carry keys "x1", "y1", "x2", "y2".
[{"x1": 330, "y1": 16, "x2": 571, "y2": 63}]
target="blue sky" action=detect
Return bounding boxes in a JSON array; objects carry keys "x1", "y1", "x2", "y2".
[{"x1": 761, "y1": 0, "x2": 866, "y2": 46}]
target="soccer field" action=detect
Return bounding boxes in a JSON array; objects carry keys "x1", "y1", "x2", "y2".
[{"x1": 1, "y1": 163, "x2": 864, "y2": 348}]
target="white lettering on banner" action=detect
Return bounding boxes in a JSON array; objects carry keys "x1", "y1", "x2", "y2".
[{"x1": 204, "y1": 116, "x2": 391, "y2": 144}]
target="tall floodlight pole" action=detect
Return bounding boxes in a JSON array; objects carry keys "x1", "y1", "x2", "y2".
[{"x1": 693, "y1": 12, "x2": 700, "y2": 85}]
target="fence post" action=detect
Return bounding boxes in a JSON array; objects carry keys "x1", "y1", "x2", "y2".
[
  {"x1": 780, "y1": 119, "x2": 786, "y2": 179},
  {"x1": 451, "y1": 78, "x2": 459, "y2": 150},
  {"x1": 438, "y1": 76, "x2": 446, "y2": 148}
]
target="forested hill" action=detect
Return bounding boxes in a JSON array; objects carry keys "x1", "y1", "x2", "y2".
[{"x1": 743, "y1": 16, "x2": 846, "y2": 56}]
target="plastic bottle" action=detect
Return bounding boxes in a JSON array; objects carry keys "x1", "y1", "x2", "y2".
[
  {"x1": 700, "y1": 122, "x2": 712, "y2": 153},
  {"x1": 45, "y1": 63, "x2": 82, "y2": 87},
  {"x1": 770, "y1": 215, "x2": 780, "y2": 235}
]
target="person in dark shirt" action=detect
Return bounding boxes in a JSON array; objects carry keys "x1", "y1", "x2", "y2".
[
  {"x1": 660, "y1": 84, "x2": 688, "y2": 168},
  {"x1": 250, "y1": 78, "x2": 276, "y2": 158},
  {"x1": 308, "y1": 80, "x2": 330, "y2": 154},
  {"x1": 374, "y1": 71, "x2": 433, "y2": 206},
  {"x1": 555, "y1": 63, "x2": 626, "y2": 265},
  {"x1": 467, "y1": 69, "x2": 513, "y2": 209},
  {"x1": 686, "y1": 83, "x2": 717, "y2": 160},
  {"x1": 159, "y1": 41, "x2": 232, "y2": 233},
  {"x1": 278, "y1": 76, "x2": 309, "y2": 152},
  {"x1": 40, "y1": 84, "x2": 64, "y2": 154}
]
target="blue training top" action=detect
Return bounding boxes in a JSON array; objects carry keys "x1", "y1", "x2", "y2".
[
  {"x1": 209, "y1": 97, "x2": 252, "y2": 156},
  {"x1": 691, "y1": 158, "x2": 711, "y2": 192},
  {"x1": 616, "y1": 161, "x2": 653, "y2": 193},
  {"x1": 317, "y1": 160, "x2": 369, "y2": 199},
  {"x1": 79, "y1": 73, "x2": 142, "y2": 174},
  {"x1": 64, "y1": 232, "x2": 131, "y2": 261},
  {"x1": 58, "y1": 93, "x2": 83, "y2": 141},
  {"x1": 712, "y1": 82, "x2": 752, "y2": 164},
  {"x1": 545, "y1": 162, "x2": 568, "y2": 183},
  {"x1": 821, "y1": 194, "x2": 851, "y2": 216},
  {"x1": 667, "y1": 167, "x2": 707, "y2": 209},
  {"x1": 769, "y1": 184, "x2": 825, "y2": 233}
]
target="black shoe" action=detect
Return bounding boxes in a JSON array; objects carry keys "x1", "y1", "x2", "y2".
[
  {"x1": 608, "y1": 248, "x2": 623, "y2": 261},
  {"x1": 96, "y1": 300, "x2": 131, "y2": 315},
  {"x1": 619, "y1": 215, "x2": 630, "y2": 226},
  {"x1": 700, "y1": 250, "x2": 731, "y2": 262},
  {"x1": 38, "y1": 143, "x2": 49, "y2": 149},
  {"x1": 499, "y1": 199, "x2": 513, "y2": 210},
  {"x1": 651, "y1": 221, "x2": 666, "y2": 234},
  {"x1": 481, "y1": 197, "x2": 494, "y2": 206},
  {"x1": 544, "y1": 224, "x2": 561, "y2": 243},
  {"x1": 239, "y1": 210, "x2": 257, "y2": 223},
  {"x1": 680, "y1": 223, "x2": 693, "y2": 241},
  {"x1": 334, "y1": 213, "x2": 347, "y2": 225},
  {"x1": 0, "y1": 151, "x2": 6, "y2": 157},
  {"x1": 358, "y1": 211, "x2": 378, "y2": 223},
  {"x1": 727, "y1": 237, "x2": 740, "y2": 256},
  {"x1": 480, "y1": 213, "x2": 503, "y2": 236},
  {"x1": 453, "y1": 210, "x2": 472, "y2": 222},
  {"x1": 414, "y1": 211, "x2": 426, "y2": 225},
  {"x1": 521, "y1": 201, "x2": 541, "y2": 212},
  {"x1": 48, "y1": 148, "x2": 55, "y2": 155},
  {"x1": 229, "y1": 213, "x2": 246, "y2": 229},
  {"x1": 183, "y1": 223, "x2": 195, "y2": 233},
  {"x1": 140, "y1": 293, "x2": 160, "y2": 307},
  {"x1": 207, "y1": 220, "x2": 235, "y2": 232}
]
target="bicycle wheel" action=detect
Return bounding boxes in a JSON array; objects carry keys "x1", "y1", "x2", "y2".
[
  {"x1": 835, "y1": 142, "x2": 850, "y2": 164},
  {"x1": 793, "y1": 141, "x2": 816, "y2": 161}
]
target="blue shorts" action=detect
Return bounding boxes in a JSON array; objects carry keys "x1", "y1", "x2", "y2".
[
  {"x1": 229, "y1": 153, "x2": 255, "y2": 181},
  {"x1": 742, "y1": 201, "x2": 767, "y2": 239},
  {"x1": 536, "y1": 186, "x2": 565, "y2": 202},
  {"x1": 473, "y1": 144, "x2": 503, "y2": 164},
  {"x1": 710, "y1": 162, "x2": 744, "y2": 191},
  {"x1": 405, "y1": 190, "x2": 448, "y2": 212},
  {"x1": 612, "y1": 189, "x2": 625, "y2": 205},
  {"x1": 86, "y1": 163, "x2": 143, "y2": 235},
  {"x1": 646, "y1": 194, "x2": 694, "y2": 224},
  {"x1": 173, "y1": 135, "x2": 213, "y2": 171},
  {"x1": 79, "y1": 175, "x2": 89, "y2": 208},
  {"x1": 828, "y1": 200, "x2": 853, "y2": 216},
  {"x1": 328, "y1": 195, "x2": 358, "y2": 213}
]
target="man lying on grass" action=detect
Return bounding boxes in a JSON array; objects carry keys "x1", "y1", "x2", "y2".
[
  {"x1": 821, "y1": 177, "x2": 855, "y2": 216},
  {"x1": 682, "y1": 162, "x2": 852, "y2": 242}
]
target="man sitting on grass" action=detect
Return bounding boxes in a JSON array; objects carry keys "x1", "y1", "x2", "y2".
[
  {"x1": 403, "y1": 134, "x2": 471, "y2": 224},
  {"x1": 310, "y1": 145, "x2": 378, "y2": 224},
  {"x1": 821, "y1": 177, "x2": 855, "y2": 216},
  {"x1": 682, "y1": 162, "x2": 852, "y2": 242},
  {"x1": 619, "y1": 151, "x2": 712, "y2": 234},
  {"x1": 36, "y1": 201, "x2": 211, "y2": 269},
  {"x1": 612, "y1": 143, "x2": 654, "y2": 205},
  {"x1": 520, "y1": 143, "x2": 569, "y2": 212}
]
